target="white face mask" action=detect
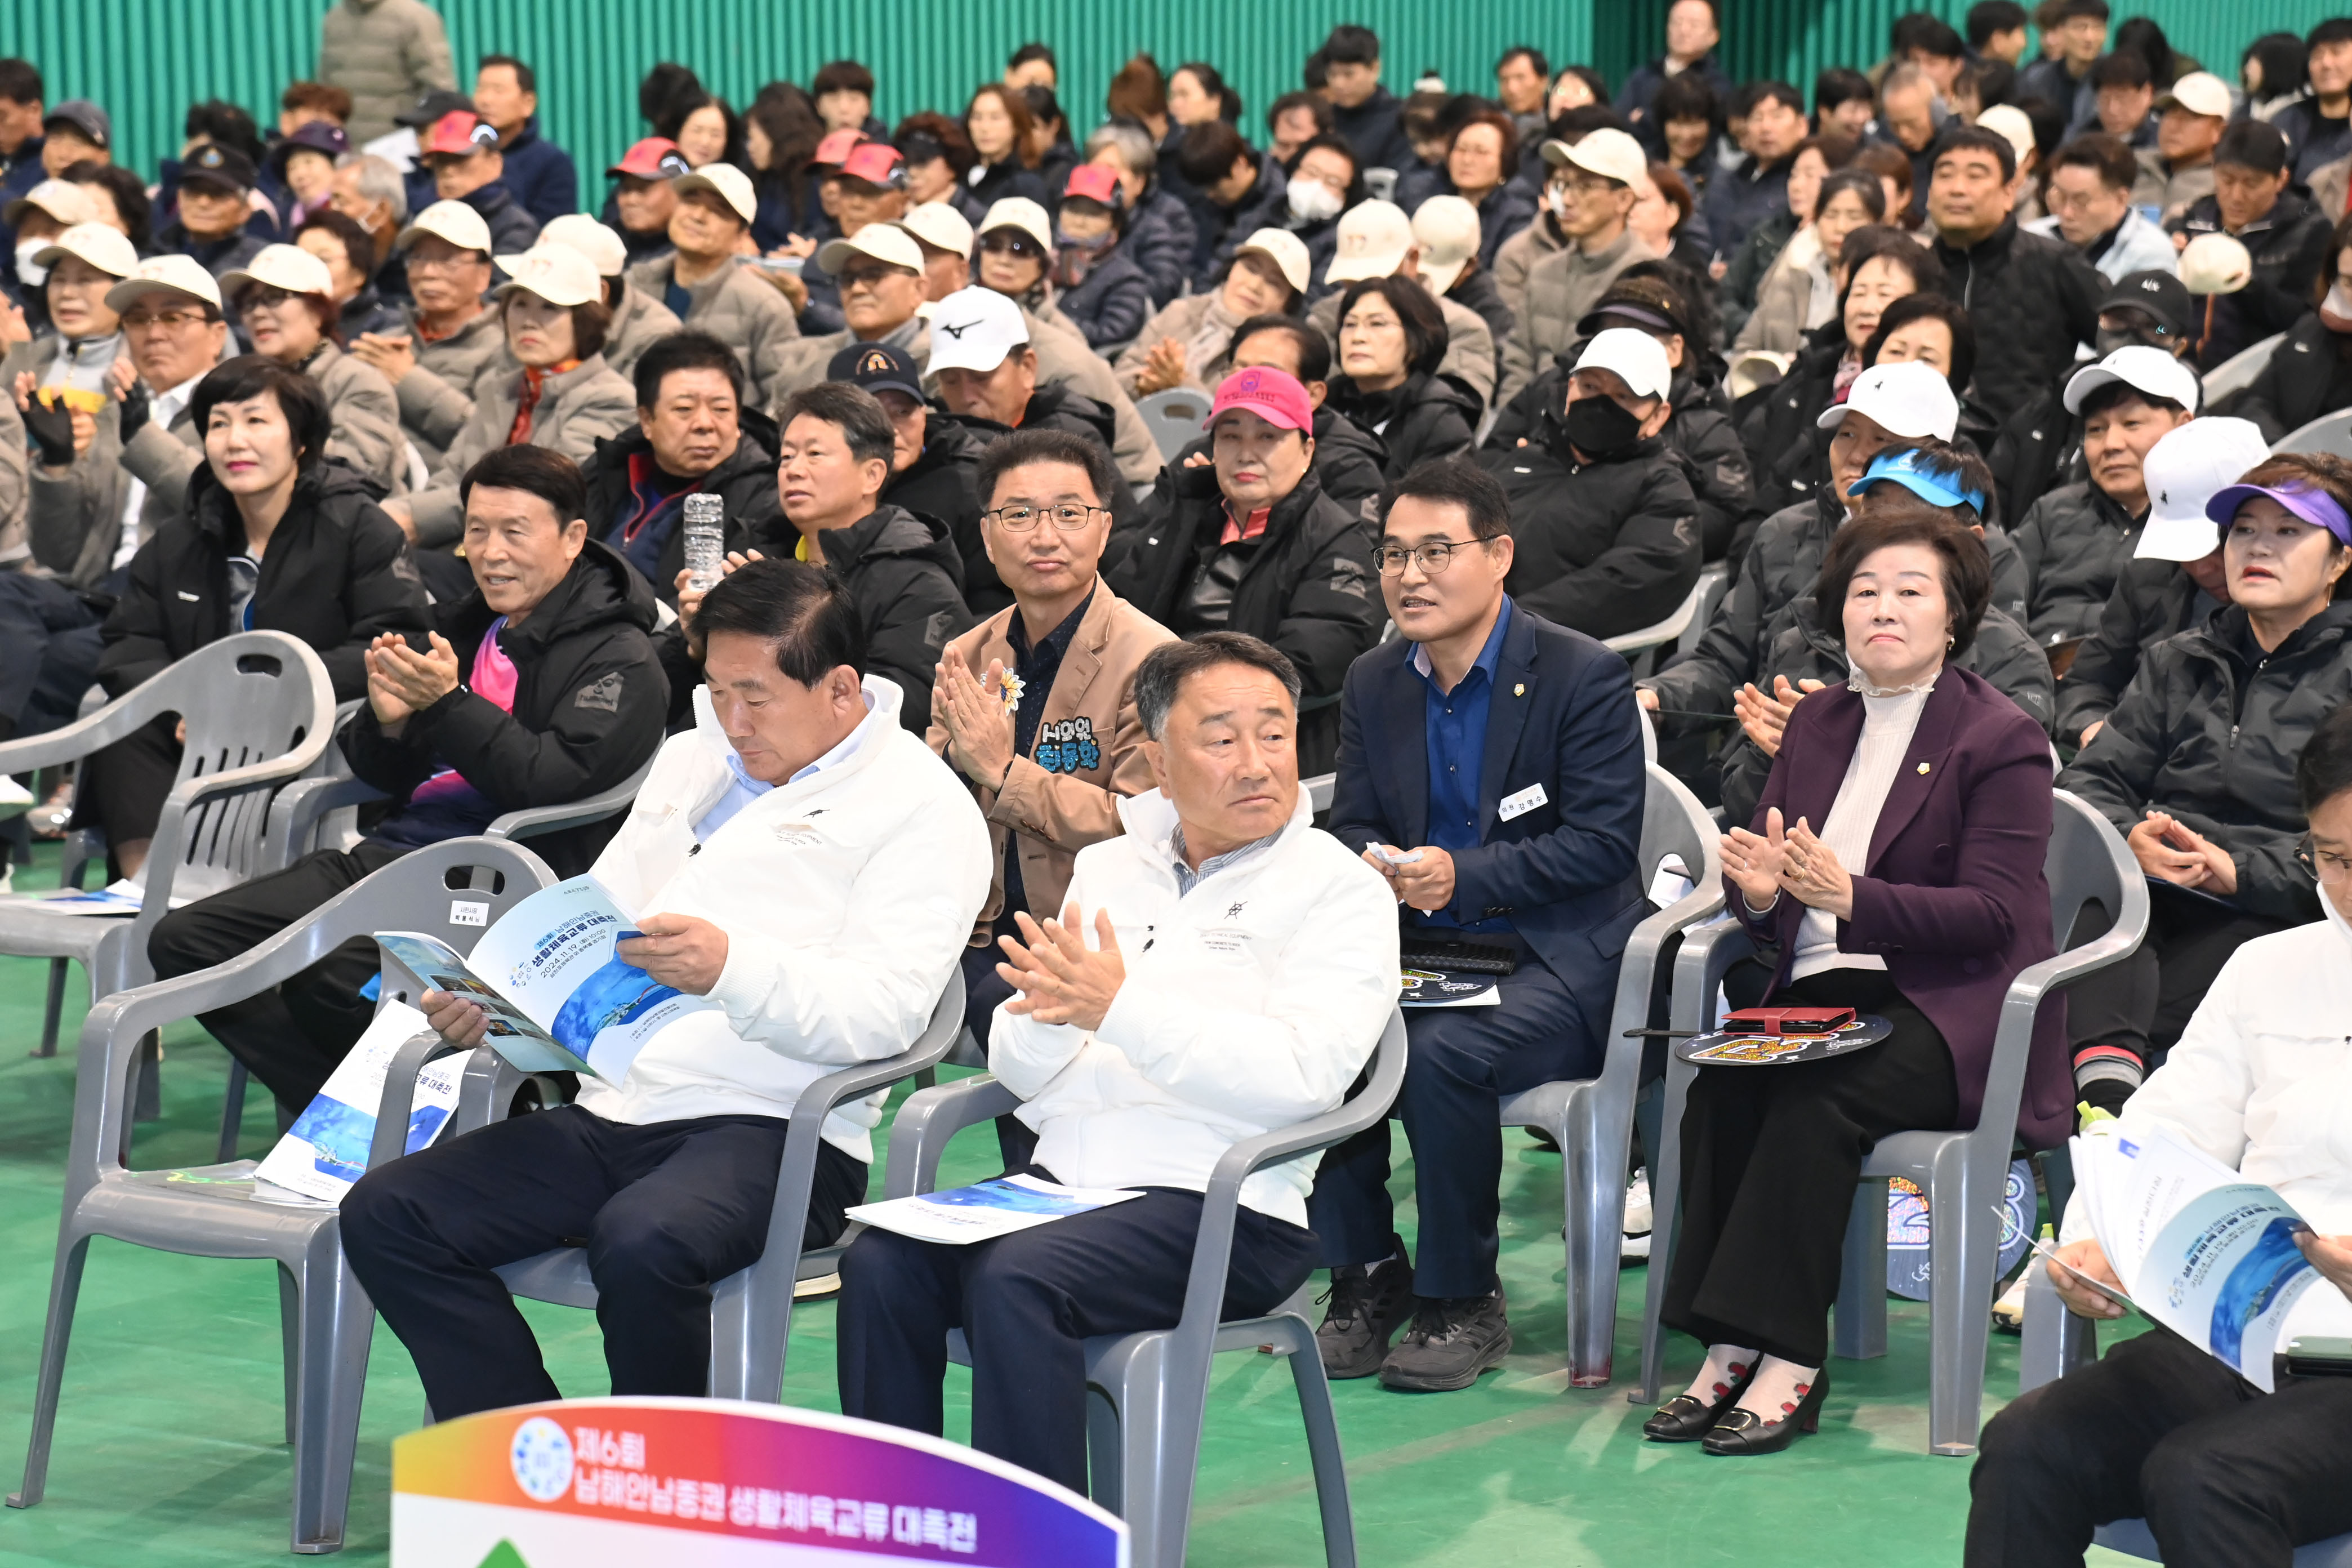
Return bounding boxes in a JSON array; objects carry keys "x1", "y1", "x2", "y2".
[
  {"x1": 1286, "y1": 179, "x2": 1343, "y2": 224},
  {"x1": 15, "y1": 240, "x2": 49, "y2": 288},
  {"x1": 2325, "y1": 280, "x2": 2352, "y2": 322}
]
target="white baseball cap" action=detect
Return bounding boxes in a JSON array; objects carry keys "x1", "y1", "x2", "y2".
[
  {"x1": 537, "y1": 213, "x2": 629, "y2": 277},
  {"x1": 977, "y1": 197, "x2": 1053, "y2": 254},
  {"x1": 818, "y1": 222, "x2": 926, "y2": 277},
  {"x1": 493, "y1": 244, "x2": 605, "y2": 308},
  {"x1": 1325, "y1": 199, "x2": 1413, "y2": 285},
  {"x1": 1411, "y1": 196, "x2": 1481, "y2": 295},
  {"x1": 1232, "y1": 228, "x2": 1312, "y2": 296},
  {"x1": 3, "y1": 178, "x2": 92, "y2": 229},
  {"x1": 1573, "y1": 327, "x2": 1672, "y2": 402},
  {"x1": 2135, "y1": 417, "x2": 2270, "y2": 561},
  {"x1": 2064, "y1": 344, "x2": 2202, "y2": 415},
  {"x1": 2158, "y1": 71, "x2": 2232, "y2": 121},
  {"x1": 899, "y1": 201, "x2": 974, "y2": 257},
  {"x1": 675, "y1": 162, "x2": 757, "y2": 225},
  {"x1": 221, "y1": 242, "x2": 334, "y2": 300},
  {"x1": 2179, "y1": 232, "x2": 2252, "y2": 295},
  {"x1": 925, "y1": 285, "x2": 1030, "y2": 376},
  {"x1": 33, "y1": 221, "x2": 139, "y2": 278},
  {"x1": 1554, "y1": 127, "x2": 1648, "y2": 188},
  {"x1": 394, "y1": 198, "x2": 493, "y2": 255},
  {"x1": 1816, "y1": 360, "x2": 1960, "y2": 442},
  {"x1": 1975, "y1": 105, "x2": 2037, "y2": 168},
  {"x1": 105, "y1": 253, "x2": 225, "y2": 314}
]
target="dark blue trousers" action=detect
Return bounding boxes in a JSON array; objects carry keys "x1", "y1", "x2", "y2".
[
  {"x1": 837, "y1": 1179, "x2": 1320, "y2": 1495},
  {"x1": 1307, "y1": 951, "x2": 1596, "y2": 1298}
]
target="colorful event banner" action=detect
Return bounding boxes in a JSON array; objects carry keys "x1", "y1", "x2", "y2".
[{"x1": 392, "y1": 1396, "x2": 1128, "y2": 1566}]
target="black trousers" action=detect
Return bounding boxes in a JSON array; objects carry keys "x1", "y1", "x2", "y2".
[
  {"x1": 959, "y1": 942, "x2": 1036, "y2": 1173},
  {"x1": 1661, "y1": 968, "x2": 1958, "y2": 1366},
  {"x1": 73, "y1": 711, "x2": 181, "y2": 852},
  {"x1": 836, "y1": 1178, "x2": 1321, "y2": 1496},
  {"x1": 148, "y1": 842, "x2": 405, "y2": 1115},
  {"x1": 1307, "y1": 946, "x2": 1596, "y2": 1298},
  {"x1": 0, "y1": 573, "x2": 102, "y2": 738},
  {"x1": 342, "y1": 1103, "x2": 866, "y2": 1421},
  {"x1": 1967, "y1": 1328, "x2": 2352, "y2": 1568},
  {"x1": 2066, "y1": 885, "x2": 2288, "y2": 1065}
]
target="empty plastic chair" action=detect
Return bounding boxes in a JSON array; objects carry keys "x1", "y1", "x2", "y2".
[
  {"x1": 2200, "y1": 331, "x2": 2286, "y2": 406},
  {"x1": 2273, "y1": 408, "x2": 2352, "y2": 459},
  {"x1": 1602, "y1": 572, "x2": 1712, "y2": 678},
  {"x1": 887, "y1": 1006, "x2": 1409, "y2": 1568},
  {"x1": 7, "y1": 837, "x2": 556, "y2": 1554},
  {"x1": 1136, "y1": 388, "x2": 1215, "y2": 463},
  {"x1": 1633, "y1": 790, "x2": 2146, "y2": 1454}
]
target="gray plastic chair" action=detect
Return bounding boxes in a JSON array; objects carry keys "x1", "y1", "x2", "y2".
[
  {"x1": 483, "y1": 970, "x2": 966, "y2": 1403},
  {"x1": 1602, "y1": 570, "x2": 1713, "y2": 678},
  {"x1": 7, "y1": 836, "x2": 556, "y2": 1554},
  {"x1": 2201, "y1": 331, "x2": 2286, "y2": 406},
  {"x1": 2273, "y1": 407, "x2": 2352, "y2": 458},
  {"x1": 1632, "y1": 790, "x2": 2146, "y2": 1454},
  {"x1": 1135, "y1": 387, "x2": 1214, "y2": 463},
  {"x1": 1499, "y1": 763, "x2": 1724, "y2": 1384},
  {"x1": 2016, "y1": 1269, "x2": 2352, "y2": 1564},
  {"x1": 887, "y1": 1006, "x2": 1409, "y2": 1568},
  {"x1": 0, "y1": 632, "x2": 337, "y2": 1068}
]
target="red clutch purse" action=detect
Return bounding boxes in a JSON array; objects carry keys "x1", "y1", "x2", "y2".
[{"x1": 1720, "y1": 1006, "x2": 1856, "y2": 1036}]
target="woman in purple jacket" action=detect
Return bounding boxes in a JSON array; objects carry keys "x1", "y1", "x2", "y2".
[{"x1": 1644, "y1": 455, "x2": 2061, "y2": 1455}]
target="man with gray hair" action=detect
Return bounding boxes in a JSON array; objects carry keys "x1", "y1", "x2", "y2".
[
  {"x1": 1084, "y1": 119, "x2": 1196, "y2": 306},
  {"x1": 331, "y1": 152, "x2": 408, "y2": 294},
  {"x1": 839, "y1": 630, "x2": 1400, "y2": 1497}
]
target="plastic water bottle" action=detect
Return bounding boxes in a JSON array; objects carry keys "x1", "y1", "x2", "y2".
[{"x1": 682, "y1": 493, "x2": 725, "y2": 591}]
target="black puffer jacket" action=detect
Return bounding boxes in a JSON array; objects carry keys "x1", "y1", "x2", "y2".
[
  {"x1": 1738, "y1": 328, "x2": 1849, "y2": 517},
  {"x1": 1190, "y1": 157, "x2": 1290, "y2": 288},
  {"x1": 2012, "y1": 479, "x2": 2145, "y2": 645},
  {"x1": 2059, "y1": 602, "x2": 2352, "y2": 924},
  {"x1": 344, "y1": 540, "x2": 668, "y2": 876},
  {"x1": 1325, "y1": 372, "x2": 1481, "y2": 480},
  {"x1": 886, "y1": 412, "x2": 997, "y2": 616},
  {"x1": 2226, "y1": 311, "x2": 2352, "y2": 444},
  {"x1": 1930, "y1": 217, "x2": 2105, "y2": 422},
  {"x1": 2051, "y1": 557, "x2": 2216, "y2": 745},
  {"x1": 2172, "y1": 190, "x2": 2333, "y2": 372},
  {"x1": 1103, "y1": 462, "x2": 1382, "y2": 770},
  {"x1": 758, "y1": 503, "x2": 973, "y2": 734},
  {"x1": 1479, "y1": 421, "x2": 1701, "y2": 642},
  {"x1": 581, "y1": 409, "x2": 783, "y2": 606},
  {"x1": 1716, "y1": 596, "x2": 2056, "y2": 827},
  {"x1": 1165, "y1": 404, "x2": 1388, "y2": 526},
  {"x1": 1123, "y1": 188, "x2": 1200, "y2": 309},
  {"x1": 1055, "y1": 244, "x2": 1155, "y2": 349},
  {"x1": 99, "y1": 459, "x2": 430, "y2": 701}
]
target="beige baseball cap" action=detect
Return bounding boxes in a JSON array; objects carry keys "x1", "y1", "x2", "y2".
[
  {"x1": 675, "y1": 162, "x2": 757, "y2": 225},
  {"x1": 2179, "y1": 232, "x2": 2252, "y2": 295},
  {"x1": 105, "y1": 253, "x2": 225, "y2": 314},
  {"x1": 1975, "y1": 105, "x2": 2037, "y2": 168},
  {"x1": 1411, "y1": 196, "x2": 1481, "y2": 295},
  {"x1": 2157, "y1": 71, "x2": 2231, "y2": 121},
  {"x1": 977, "y1": 197, "x2": 1053, "y2": 254},
  {"x1": 818, "y1": 222, "x2": 926, "y2": 276},
  {"x1": 221, "y1": 242, "x2": 336, "y2": 300},
  {"x1": 493, "y1": 244, "x2": 605, "y2": 308},
  {"x1": 32, "y1": 221, "x2": 139, "y2": 278},
  {"x1": 1551, "y1": 127, "x2": 1647, "y2": 186},
  {"x1": 1232, "y1": 228, "x2": 1312, "y2": 295},
  {"x1": 899, "y1": 201, "x2": 975, "y2": 257},
  {"x1": 394, "y1": 198, "x2": 494, "y2": 255},
  {"x1": 3, "y1": 178, "x2": 93, "y2": 229},
  {"x1": 536, "y1": 213, "x2": 629, "y2": 277},
  {"x1": 1324, "y1": 199, "x2": 1413, "y2": 284}
]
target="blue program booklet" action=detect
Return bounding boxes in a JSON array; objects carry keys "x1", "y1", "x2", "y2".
[
  {"x1": 845, "y1": 1174, "x2": 1146, "y2": 1244},
  {"x1": 252, "y1": 1001, "x2": 465, "y2": 1204}
]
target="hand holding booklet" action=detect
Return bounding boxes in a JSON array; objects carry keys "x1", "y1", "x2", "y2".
[{"x1": 846, "y1": 1175, "x2": 1145, "y2": 1245}]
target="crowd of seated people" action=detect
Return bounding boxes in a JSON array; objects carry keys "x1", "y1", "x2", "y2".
[{"x1": 12, "y1": 11, "x2": 2352, "y2": 1561}]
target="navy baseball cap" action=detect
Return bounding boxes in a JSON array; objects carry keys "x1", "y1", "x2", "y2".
[{"x1": 829, "y1": 341, "x2": 924, "y2": 402}]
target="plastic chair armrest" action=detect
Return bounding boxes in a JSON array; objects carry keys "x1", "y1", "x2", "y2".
[
  {"x1": 368, "y1": 1031, "x2": 472, "y2": 1170},
  {"x1": 1305, "y1": 773, "x2": 1335, "y2": 813},
  {"x1": 264, "y1": 773, "x2": 393, "y2": 867},
  {"x1": 483, "y1": 760, "x2": 654, "y2": 843},
  {"x1": 883, "y1": 1075, "x2": 1024, "y2": 1199}
]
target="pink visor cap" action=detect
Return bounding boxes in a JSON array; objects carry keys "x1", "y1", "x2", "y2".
[{"x1": 1206, "y1": 366, "x2": 1314, "y2": 434}]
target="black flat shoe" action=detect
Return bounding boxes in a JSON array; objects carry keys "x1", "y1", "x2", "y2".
[
  {"x1": 1701, "y1": 1369, "x2": 1830, "y2": 1456},
  {"x1": 1642, "y1": 1362, "x2": 1756, "y2": 1442}
]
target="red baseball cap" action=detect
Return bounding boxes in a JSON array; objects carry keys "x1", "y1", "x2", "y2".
[
  {"x1": 1062, "y1": 164, "x2": 1122, "y2": 207},
  {"x1": 812, "y1": 128, "x2": 863, "y2": 167},
  {"x1": 1208, "y1": 366, "x2": 1315, "y2": 435},
  {"x1": 607, "y1": 137, "x2": 689, "y2": 179},
  {"x1": 422, "y1": 110, "x2": 499, "y2": 157},
  {"x1": 838, "y1": 142, "x2": 905, "y2": 188}
]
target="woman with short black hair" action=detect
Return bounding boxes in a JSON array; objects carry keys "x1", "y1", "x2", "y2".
[{"x1": 1325, "y1": 274, "x2": 1478, "y2": 479}]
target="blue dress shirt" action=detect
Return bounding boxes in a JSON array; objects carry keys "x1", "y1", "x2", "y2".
[{"x1": 1410, "y1": 597, "x2": 1513, "y2": 933}]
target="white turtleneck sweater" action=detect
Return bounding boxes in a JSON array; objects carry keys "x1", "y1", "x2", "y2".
[{"x1": 1789, "y1": 684, "x2": 1933, "y2": 979}]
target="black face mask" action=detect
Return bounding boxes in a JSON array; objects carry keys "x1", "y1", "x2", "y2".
[
  {"x1": 2095, "y1": 326, "x2": 2173, "y2": 357},
  {"x1": 1563, "y1": 393, "x2": 1646, "y2": 461}
]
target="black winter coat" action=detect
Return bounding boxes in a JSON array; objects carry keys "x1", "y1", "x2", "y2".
[
  {"x1": 886, "y1": 412, "x2": 997, "y2": 616},
  {"x1": 99, "y1": 460, "x2": 430, "y2": 701},
  {"x1": 2226, "y1": 311, "x2": 2352, "y2": 444},
  {"x1": 1191, "y1": 155, "x2": 1290, "y2": 289},
  {"x1": 344, "y1": 539, "x2": 668, "y2": 876},
  {"x1": 1930, "y1": 217, "x2": 2105, "y2": 422},
  {"x1": 2013, "y1": 479, "x2": 2145, "y2": 645},
  {"x1": 1480, "y1": 424, "x2": 1701, "y2": 641},
  {"x1": 2052, "y1": 557, "x2": 2215, "y2": 745},
  {"x1": 768, "y1": 503, "x2": 973, "y2": 734},
  {"x1": 1055, "y1": 245, "x2": 1155, "y2": 349},
  {"x1": 1164, "y1": 405, "x2": 1387, "y2": 525},
  {"x1": 458, "y1": 181, "x2": 542, "y2": 258},
  {"x1": 2173, "y1": 190, "x2": 2333, "y2": 373},
  {"x1": 2059, "y1": 602, "x2": 2352, "y2": 924},
  {"x1": 1324, "y1": 372, "x2": 1481, "y2": 480},
  {"x1": 966, "y1": 161, "x2": 1050, "y2": 211},
  {"x1": 582, "y1": 409, "x2": 783, "y2": 607},
  {"x1": 1123, "y1": 189, "x2": 1199, "y2": 309},
  {"x1": 1737, "y1": 329, "x2": 1849, "y2": 516}
]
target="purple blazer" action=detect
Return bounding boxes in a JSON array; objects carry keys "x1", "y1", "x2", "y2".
[{"x1": 1731, "y1": 667, "x2": 2071, "y2": 1149}]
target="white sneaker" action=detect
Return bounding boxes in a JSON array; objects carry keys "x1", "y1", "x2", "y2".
[
  {"x1": 1991, "y1": 1270, "x2": 2030, "y2": 1333},
  {"x1": 1622, "y1": 1170, "x2": 1654, "y2": 1262}
]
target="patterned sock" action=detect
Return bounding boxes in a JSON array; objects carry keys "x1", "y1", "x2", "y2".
[
  {"x1": 2073, "y1": 1044, "x2": 2145, "y2": 1113},
  {"x1": 1680, "y1": 1342, "x2": 1758, "y2": 1405},
  {"x1": 1734, "y1": 1355, "x2": 1821, "y2": 1422}
]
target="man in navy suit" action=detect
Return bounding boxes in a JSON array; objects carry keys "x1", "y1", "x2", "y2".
[{"x1": 1309, "y1": 456, "x2": 1650, "y2": 1392}]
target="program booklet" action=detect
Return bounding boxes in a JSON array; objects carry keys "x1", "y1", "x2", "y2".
[
  {"x1": 845, "y1": 1175, "x2": 1146, "y2": 1245},
  {"x1": 251, "y1": 1001, "x2": 465, "y2": 1205},
  {"x1": 375, "y1": 875, "x2": 716, "y2": 1085}
]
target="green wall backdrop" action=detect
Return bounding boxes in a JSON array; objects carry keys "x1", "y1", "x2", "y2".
[{"x1": 0, "y1": 0, "x2": 2342, "y2": 208}]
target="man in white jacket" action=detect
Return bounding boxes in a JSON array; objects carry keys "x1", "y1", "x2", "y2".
[
  {"x1": 1966, "y1": 701, "x2": 2352, "y2": 1567},
  {"x1": 836, "y1": 631, "x2": 1400, "y2": 1495},
  {"x1": 342, "y1": 560, "x2": 991, "y2": 1420}
]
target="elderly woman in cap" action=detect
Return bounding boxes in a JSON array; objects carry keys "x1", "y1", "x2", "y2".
[
  {"x1": 1117, "y1": 228, "x2": 1309, "y2": 396},
  {"x1": 1646, "y1": 447, "x2": 2060, "y2": 1456},
  {"x1": 5, "y1": 220, "x2": 137, "y2": 465},
  {"x1": 533, "y1": 212, "x2": 683, "y2": 381},
  {"x1": 385, "y1": 244, "x2": 635, "y2": 565},
  {"x1": 222, "y1": 242, "x2": 403, "y2": 492},
  {"x1": 2059, "y1": 451, "x2": 2352, "y2": 1112}
]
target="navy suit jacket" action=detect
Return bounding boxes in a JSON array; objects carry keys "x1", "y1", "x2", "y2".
[{"x1": 1329, "y1": 602, "x2": 1650, "y2": 1033}]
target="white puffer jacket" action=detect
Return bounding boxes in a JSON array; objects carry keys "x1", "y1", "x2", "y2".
[
  {"x1": 991, "y1": 788, "x2": 1400, "y2": 1227},
  {"x1": 574, "y1": 678, "x2": 991, "y2": 1159}
]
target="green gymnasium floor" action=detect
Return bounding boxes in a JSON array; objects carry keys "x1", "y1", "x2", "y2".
[{"x1": 0, "y1": 846, "x2": 2145, "y2": 1567}]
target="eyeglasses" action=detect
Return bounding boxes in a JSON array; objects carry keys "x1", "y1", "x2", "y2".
[
  {"x1": 980, "y1": 231, "x2": 1043, "y2": 258},
  {"x1": 1371, "y1": 538, "x2": 1487, "y2": 575},
  {"x1": 986, "y1": 503, "x2": 1108, "y2": 532},
  {"x1": 2296, "y1": 835, "x2": 2352, "y2": 885},
  {"x1": 240, "y1": 286, "x2": 299, "y2": 311}
]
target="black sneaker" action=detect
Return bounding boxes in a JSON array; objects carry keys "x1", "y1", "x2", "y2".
[
  {"x1": 1313, "y1": 1241, "x2": 1415, "y2": 1379},
  {"x1": 1378, "y1": 1286, "x2": 1512, "y2": 1392}
]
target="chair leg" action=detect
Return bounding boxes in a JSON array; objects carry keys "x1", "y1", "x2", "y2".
[
  {"x1": 278, "y1": 1262, "x2": 301, "y2": 1445},
  {"x1": 1272, "y1": 1318, "x2": 1357, "y2": 1568},
  {"x1": 287, "y1": 1240, "x2": 374, "y2": 1553},
  {"x1": 1093, "y1": 1335, "x2": 1181, "y2": 1568},
  {"x1": 35, "y1": 958, "x2": 68, "y2": 1057},
  {"x1": 1925, "y1": 1158, "x2": 2000, "y2": 1457},
  {"x1": 1085, "y1": 1385, "x2": 1124, "y2": 1512},
  {"x1": 220, "y1": 1060, "x2": 252, "y2": 1165},
  {"x1": 1834, "y1": 1180, "x2": 1890, "y2": 1361},
  {"x1": 1631, "y1": 1064, "x2": 1691, "y2": 1406},
  {"x1": 1562, "y1": 1101, "x2": 1625, "y2": 1387},
  {"x1": 7, "y1": 1233, "x2": 93, "y2": 1509}
]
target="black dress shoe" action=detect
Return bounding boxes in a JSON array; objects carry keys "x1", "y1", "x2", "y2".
[
  {"x1": 1701, "y1": 1369, "x2": 1830, "y2": 1455},
  {"x1": 1642, "y1": 1362, "x2": 1755, "y2": 1442}
]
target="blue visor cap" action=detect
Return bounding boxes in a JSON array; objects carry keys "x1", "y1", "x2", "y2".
[{"x1": 1845, "y1": 447, "x2": 1987, "y2": 517}]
